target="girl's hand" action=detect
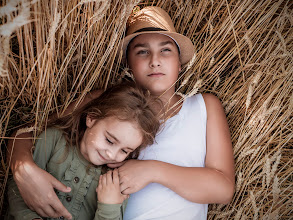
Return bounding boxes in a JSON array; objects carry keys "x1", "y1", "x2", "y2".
[
  {"x1": 97, "y1": 169, "x2": 128, "y2": 204},
  {"x1": 118, "y1": 160, "x2": 155, "y2": 194}
]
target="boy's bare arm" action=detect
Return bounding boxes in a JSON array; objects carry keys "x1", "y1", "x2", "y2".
[
  {"x1": 7, "y1": 89, "x2": 103, "y2": 218},
  {"x1": 116, "y1": 94, "x2": 235, "y2": 204}
]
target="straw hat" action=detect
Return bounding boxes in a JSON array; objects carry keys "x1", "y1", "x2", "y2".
[{"x1": 121, "y1": 6, "x2": 195, "y2": 64}]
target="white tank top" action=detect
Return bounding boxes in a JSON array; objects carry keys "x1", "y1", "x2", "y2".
[{"x1": 124, "y1": 94, "x2": 208, "y2": 220}]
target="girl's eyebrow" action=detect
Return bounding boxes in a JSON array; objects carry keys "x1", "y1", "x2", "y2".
[
  {"x1": 106, "y1": 131, "x2": 119, "y2": 143},
  {"x1": 106, "y1": 131, "x2": 135, "y2": 151},
  {"x1": 126, "y1": 147, "x2": 135, "y2": 151}
]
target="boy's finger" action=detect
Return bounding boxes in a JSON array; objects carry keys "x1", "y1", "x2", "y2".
[
  {"x1": 49, "y1": 198, "x2": 72, "y2": 219},
  {"x1": 107, "y1": 161, "x2": 126, "y2": 168},
  {"x1": 52, "y1": 178, "x2": 71, "y2": 193},
  {"x1": 112, "y1": 169, "x2": 119, "y2": 185},
  {"x1": 122, "y1": 194, "x2": 129, "y2": 200},
  {"x1": 121, "y1": 186, "x2": 132, "y2": 195},
  {"x1": 106, "y1": 170, "x2": 113, "y2": 184}
]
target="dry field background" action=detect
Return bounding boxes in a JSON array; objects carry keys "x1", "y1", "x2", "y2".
[{"x1": 0, "y1": 0, "x2": 292, "y2": 219}]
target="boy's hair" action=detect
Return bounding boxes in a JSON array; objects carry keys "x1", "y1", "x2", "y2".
[{"x1": 50, "y1": 81, "x2": 161, "y2": 159}]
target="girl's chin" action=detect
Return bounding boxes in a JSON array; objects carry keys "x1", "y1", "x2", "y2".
[{"x1": 91, "y1": 161, "x2": 104, "y2": 166}]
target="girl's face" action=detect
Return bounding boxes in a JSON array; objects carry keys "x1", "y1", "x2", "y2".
[
  {"x1": 80, "y1": 116, "x2": 143, "y2": 165},
  {"x1": 127, "y1": 33, "x2": 181, "y2": 97}
]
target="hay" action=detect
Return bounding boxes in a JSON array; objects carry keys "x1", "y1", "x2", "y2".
[{"x1": 0, "y1": 0, "x2": 292, "y2": 218}]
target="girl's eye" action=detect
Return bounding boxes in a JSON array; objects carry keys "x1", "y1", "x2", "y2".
[
  {"x1": 106, "y1": 138, "x2": 113, "y2": 145},
  {"x1": 121, "y1": 149, "x2": 128, "y2": 154}
]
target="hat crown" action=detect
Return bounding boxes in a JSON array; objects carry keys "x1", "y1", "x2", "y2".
[{"x1": 126, "y1": 6, "x2": 176, "y2": 36}]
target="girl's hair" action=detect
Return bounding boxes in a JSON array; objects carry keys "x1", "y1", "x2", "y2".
[{"x1": 50, "y1": 81, "x2": 161, "y2": 159}]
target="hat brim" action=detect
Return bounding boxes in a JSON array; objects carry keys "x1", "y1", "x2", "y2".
[{"x1": 120, "y1": 31, "x2": 195, "y2": 65}]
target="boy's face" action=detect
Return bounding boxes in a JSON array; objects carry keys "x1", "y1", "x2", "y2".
[
  {"x1": 80, "y1": 116, "x2": 143, "y2": 165},
  {"x1": 127, "y1": 33, "x2": 181, "y2": 97}
]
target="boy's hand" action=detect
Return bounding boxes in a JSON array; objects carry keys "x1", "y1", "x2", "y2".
[
  {"x1": 97, "y1": 169, "x2": 128, "y2": 204},
  {"x1": 107, "y1": 161, "x2": 126, "y2": 168},
  {"x1": 118, "y1": 160, "x2": 154, "y2": 194},
  {"x1": 13, "y1": 161, "x2": 72, "y2": 219}
]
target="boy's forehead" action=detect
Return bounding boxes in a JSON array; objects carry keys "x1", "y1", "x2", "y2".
[{"x1": 129, "y1": 33, "x2": 177, "y2": 47}]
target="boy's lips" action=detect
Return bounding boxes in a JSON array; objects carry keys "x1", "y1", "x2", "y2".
[{"x1": 148, "y1": 73, "x2": 165, "y2": 77}]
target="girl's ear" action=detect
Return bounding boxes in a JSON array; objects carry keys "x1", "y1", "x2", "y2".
[{"x1": 86, "y1": 115, "x2": 96, "y2": 128}]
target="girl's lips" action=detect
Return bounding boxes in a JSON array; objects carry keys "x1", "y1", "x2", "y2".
[{"x1": 98, "y1": 151, "x2": 107, "y2": 161}]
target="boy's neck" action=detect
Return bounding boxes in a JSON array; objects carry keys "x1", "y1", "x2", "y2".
[{"x1": 157, "y1": 93, "x2": 183, "y2": 120}]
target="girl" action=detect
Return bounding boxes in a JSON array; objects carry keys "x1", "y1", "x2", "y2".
[
  {"x1": 6, "y1": 82, "x2": 161, "y2": 220},
  {"x1": 8, "y1": 6, "x2": 235, "y2": 220}
]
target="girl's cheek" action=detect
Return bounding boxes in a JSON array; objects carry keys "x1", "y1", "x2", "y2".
[{"x1": 117, "y1": 154, "x2": 127, "y2": 162}]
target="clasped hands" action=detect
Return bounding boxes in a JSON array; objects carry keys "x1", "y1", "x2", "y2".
[
  {"x1": 108, "y1": 159, "x2": 154, "y2": 195},
  {"x1": 16, "y1": 159, "x2": 153, "y2": 219},
  {"x1": 99, "y1": 159, "x2": 153, "y2": 203}
]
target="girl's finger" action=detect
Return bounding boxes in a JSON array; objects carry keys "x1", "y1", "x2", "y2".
[
  {"x1": 102, "y1": 174, "x2": 107, "y2": 186},
  {"x1": 106, "y1": 170, "x2": 113, "y2": 184},
  {"x1": 98, "y1": 175, "x2": 103, "y2": 188},
  {"x1": 113, "y1": 169, "x2": 119, "y2": 185}
]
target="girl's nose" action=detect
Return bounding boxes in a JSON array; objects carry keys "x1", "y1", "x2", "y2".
[{"x1": 105, "y1": 149, "x2": 117, "y2": 161}]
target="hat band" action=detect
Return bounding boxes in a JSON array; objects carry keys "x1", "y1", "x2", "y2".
[{"x1": 134, "y1": 27, "x2": 167, "y2": 33}]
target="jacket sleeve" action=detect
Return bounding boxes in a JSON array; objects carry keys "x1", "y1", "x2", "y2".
[
  {"x1": 7, "y1": 177, "x2": 42, "y2": 220},
  {"x1": 33, "y1": 128, "x2": 64, "y2": 169},
  {"x1": 94, "y1": 199, "x2": 128, "y2": 220}
]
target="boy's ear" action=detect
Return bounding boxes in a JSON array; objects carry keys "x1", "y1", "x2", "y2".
[{"x1": 86, "y1": 115, "x2": 96, "y2": 128}]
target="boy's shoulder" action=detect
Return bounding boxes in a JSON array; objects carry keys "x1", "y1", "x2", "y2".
[
  {"x1": 201, "y1": 93, "x2": 226, "y2": 119},
  {"x1": 201, "y1": 93, "x2": 223, "y2": 104}
]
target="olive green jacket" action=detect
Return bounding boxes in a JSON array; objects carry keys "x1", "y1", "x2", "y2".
[{"x1": 7, "y1": 128, "x2": 127, "y2": 220}]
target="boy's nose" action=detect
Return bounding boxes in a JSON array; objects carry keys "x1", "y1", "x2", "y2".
[{"x1": 149, "y1": 54, "x2": 161, "y2": 68}]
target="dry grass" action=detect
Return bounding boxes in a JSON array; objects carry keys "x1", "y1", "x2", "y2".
[{"x1": 0, "y1": 0, "x2": 292, "y2": 218}]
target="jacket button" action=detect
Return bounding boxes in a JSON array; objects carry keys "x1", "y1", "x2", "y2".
[
  {"x1": 66, "y1": 195, "x2": 72, "y2": 202},
  {"x1": 59, "y1": 217, "x2": 64, "y2": 219},
  {"x1": 74, "y1": 176, "x2": 79, "y2": 183}
]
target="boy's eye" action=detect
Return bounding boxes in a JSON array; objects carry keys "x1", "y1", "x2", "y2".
[
  {"x1": 106, "y1": 138, "x2": 113, "y2": 145},
  {"x1": 137, "y1": 50, "x2": 148, "y2": 55},
  {"x1": 162, "y1": 48, "x2": 171, "y2": 52}
]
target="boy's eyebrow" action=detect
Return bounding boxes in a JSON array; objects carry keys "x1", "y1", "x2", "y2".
[
  {"x1": 106, "y1": 131, "x2": 120, "y2": 143},
  {"x1": 159, "y1": 40, "x2": 175, "y2": 46},
  {"x1": 133, "y1": 43, "x2": 149, "y2": 48},
  {"x1": 133, "y1": 41, "x2": 175, "y2": 49}
]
